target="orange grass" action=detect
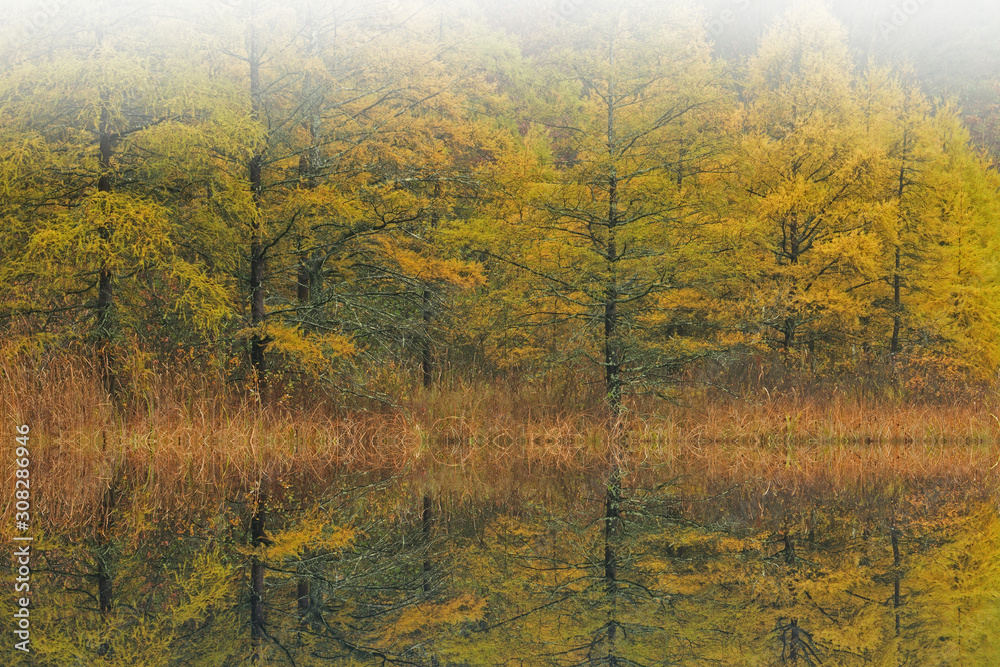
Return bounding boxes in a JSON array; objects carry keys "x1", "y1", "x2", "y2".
[{"x1": 1, "y1": 353, "x2": 998, "y2": 538}]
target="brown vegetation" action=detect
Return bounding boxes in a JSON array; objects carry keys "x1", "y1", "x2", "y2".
[{"x1": 3, "y1": 350, "x2": 998, "y2": 540}]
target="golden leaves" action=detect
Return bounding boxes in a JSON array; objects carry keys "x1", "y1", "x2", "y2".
[
  {"x1": 26, "y1": 191, "x2": 172, "y2": 271},
  {"x1": 235, "y1": 323, "x2": 356, "y2": 374}
]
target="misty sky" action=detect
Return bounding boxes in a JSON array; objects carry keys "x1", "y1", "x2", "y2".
[
  {"x1": 6, "y1": 0, "x2": 1000, "y2": 129},
  {"x1": 7, "y1": 0, "x2": 1000, "y2": 75}
]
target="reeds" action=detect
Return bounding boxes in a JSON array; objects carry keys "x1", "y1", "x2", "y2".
[{"x1": 2, "y1": 351, "x2": 998, "y2": 538}]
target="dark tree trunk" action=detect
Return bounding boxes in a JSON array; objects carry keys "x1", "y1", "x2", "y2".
[
  {"x1": 97, "y1": 475, "x2": 116, "y2": 621},
  {"x1": 781, "y1": 216, "x2": 801, "y2": 352},
  {"x1": 676, "y1": 145, "x2": 685, "y2": 187},
  {"x1": 604, "y1": 289, "x2": 620, "y2": 416},
  {"x1": 604, "y1": 465, "x2": 622, "y2": 665},
  {"x1": 246, "y1": 9, "x2": 268, "y2": 660},
  {"x1": 249, "y1": 172, "x2": 265, "y2": 386},
  {"x1": 892, "y1": 136, "x2": 909, "y2": 355},
  {"x1": 789, "y1": 619, "x2": 800, "y2": 663},
  {"x1": 422, "y1": 493, "x2": 433, "y2": 594},
  {"x1": 783, "y1": 318, "x2": 796, "y2": 351},
  {"x1": 250, "y1": 494, "x2": 266, "y2": 661},
  {"x1": 248, "y1": 10, "x2": 266, "y2": 392},
  {"x1": 782, "y1": 531, "x2": 796, "y2": 565},
  {"x1": 605, "y1": 163, "x2": 621, "y2": 415},
  {"x1": 891, "y1": 526, "x2": 902, "y2": 637},
  {"x1": 96, "y1": 116, "x2": 113, "y2": 333},
  {"x1": 421, "y1": 185, "x2": 442, "y2": 390},
  {"x1": 97, "y1": 559, "x2": 113, "y2": 618},
  {"x1": 603, "y1": 46, "x2": 623, "y2": 667},
  {"x1": 296, "y1": 75, "x2": 320, "y2": 310},
  {"x1": 95, "y1": 29, "x2": 116, "y2": 396},
  {"x1": 604, "y1": 468, "x2": 622, "y2": 591},
  {"x1": 296, "y1": 257, "x2": 311, "y2": 303},
  {"x1": 296, "y1": 579, "x2": 310, "y2": 615},
  {"x1": 95, "y1": 27, "x2": 116, "y2": 637},
  {"x1": 93, "y1": 442, "x2": 120, "y2": 657},
  {"x1": 421, "y1": 290, "x2": 433, "y2": 389},
  {"x1": 891, "y1": 246, "x2": 901, "y2": 354}
]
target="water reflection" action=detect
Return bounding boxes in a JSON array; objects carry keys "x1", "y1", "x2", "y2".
[{"x1": 7, "y1": 459, "x2": 1000, "y2": 665}]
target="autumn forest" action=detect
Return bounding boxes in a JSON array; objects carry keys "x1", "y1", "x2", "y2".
[{"x1": 4, "y1": 0, "x2": 1000, "y2": 665}]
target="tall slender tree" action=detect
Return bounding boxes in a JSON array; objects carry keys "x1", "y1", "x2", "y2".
[{"x1": 505, "y1": 1, "x2": 726, "y2": 417}]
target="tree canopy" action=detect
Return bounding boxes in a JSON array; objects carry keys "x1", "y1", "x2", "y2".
[{"x1": 2, "y1": 0, "x2": 999, "y2": 404}]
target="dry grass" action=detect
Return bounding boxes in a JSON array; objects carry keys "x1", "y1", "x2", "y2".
[
  {"x1": 638, "y1": 392, "x2": 999, "y2": 444},
  {"x1": 1, "y1": 352, "x2": 998, "y2": 539}
]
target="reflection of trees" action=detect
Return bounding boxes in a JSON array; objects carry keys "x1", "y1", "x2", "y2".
[
  {"x1": 778, "y1": 618, "x2": 821, "y2": 665},
  {"x1": 19, "y1": 471, "x2": 1000, "y2": 665}
]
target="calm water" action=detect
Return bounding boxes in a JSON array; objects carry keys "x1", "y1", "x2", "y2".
[{"x1": 5, "y1": 456, "x2": 1000, "y2": 665}]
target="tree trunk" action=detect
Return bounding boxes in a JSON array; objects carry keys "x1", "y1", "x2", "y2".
[
  {"x1": 604, "y1": 59, "x2": 621, "y2": 420},
  {"x1": 603, "y1": 468, "x2": 622, "y2": 593},
  {"x1": 789, "y1": 619, "x2": 800, "y2": 664},
  {"x1": 892, "y1": 136, "x2": 908, "y2": 355},
  {"x1": 296, "y1": 579, "x2": 310, "y2": 615},
  {"x1": 97, "y1": 473, "x2": 116, "y2": 621},
  {"x1": 296, "y1": 52, "x2": 320, "y2": 311},
  {"x1": 96, "y1": 110, "x2": 113, "y2": 334},
  {"x1": 783, "y1": 317, "x2": 796, "y2": 352},
  {"x1": 246, "y1": 9, "x2": 268, "y2": 660},
  {"x1": 296, "y1": 256, "x2": 311, "y2": 303},
  {"x1": 891, "y1": 526, "x2": 901, "y2": 638},
  {"x1": 891, "y1": 249, "x2": 901, "y2": 354},
  {"x1": 603, "y1": 43, "x2": 623, "y2": 667},
  {"x1": 94, "y1": 34, "x2": 116, "y2": 657},
  {"x1": 422, "y1": 493, "x2": 433, "y2": 594},
  {"x1": 250, "y1": 493, "x2": 266, "y2": 662},
  {"x1": 95, "y1": 29, "x2": 116, "y2": 397},
  {"x1": 421, "y1": 290, "x2": 433, "y2": 389},
  {"x1": 248, "y1": 7, "x2": 266, "y2": 393},
  {"x1": 421, "y1": 185, "x2": 441, "y2": 390},
  {"x1": 604, "y1": 465, "x2": 622, "y2": 665},
  {"x1": 781, "y1": 216, "x2": 801, "y2": 352},
  {"x1": 95, "y1": 444, "x2": 118, "y2": 657}
]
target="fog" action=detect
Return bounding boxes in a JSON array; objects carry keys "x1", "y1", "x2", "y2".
[
  {"x1": 9, "y1": 0, "x2": 999, "y2": 75},
  {"x1": 4, "y1": 0, "x2": 1000, "y2": 147}
]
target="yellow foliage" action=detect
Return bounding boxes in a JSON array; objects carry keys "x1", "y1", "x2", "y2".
[
  {"x1": 390, "y1": 593, "x2": 487, "y2": 640},
  {"x1": 235, "y1": 324, "x2": 356, "y2": 374}
]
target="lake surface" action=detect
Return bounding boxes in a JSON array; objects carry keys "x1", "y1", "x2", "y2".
[{"x1": 5, "y1": 446, "x2": 1000, "y2": 665}]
